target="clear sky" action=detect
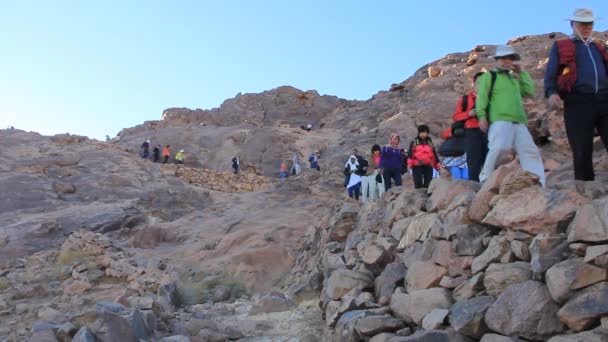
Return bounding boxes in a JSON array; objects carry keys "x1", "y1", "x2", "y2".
[{"x1": 1, "y1": 1, "x2": 606, "y2": 140}]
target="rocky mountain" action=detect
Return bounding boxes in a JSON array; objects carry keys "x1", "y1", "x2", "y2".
[{"x1": 1, "y1": 30, "x2": 608, "y2": 341}]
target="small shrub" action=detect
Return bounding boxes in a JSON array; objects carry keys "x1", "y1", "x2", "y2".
[
  {"x1": 57, "y1": 250, "x2": 90, "y2": 265},
  {"x1": 0, "y1": 278, "x2": 9, "y2": 291}
]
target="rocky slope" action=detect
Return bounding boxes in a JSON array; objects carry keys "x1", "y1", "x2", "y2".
[{"x1": 1, "y1": 30, "x2": 608, "y2": 341}]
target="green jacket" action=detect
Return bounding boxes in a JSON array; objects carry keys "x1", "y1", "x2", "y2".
[
  {"x1": 175, "y1": 152, "x2": 184, "y2": 161},
  {"x1": 476, "y1": 68, "x2": 535, "y2": 124}
]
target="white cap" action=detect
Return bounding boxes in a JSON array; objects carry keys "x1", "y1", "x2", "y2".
[{"x1": 179, "y1": 149, "x2": 184, "y2": 152}]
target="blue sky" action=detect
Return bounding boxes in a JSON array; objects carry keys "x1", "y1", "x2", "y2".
[{"x1": 1, "y1": 1, "x2": 606, "y2": 139}]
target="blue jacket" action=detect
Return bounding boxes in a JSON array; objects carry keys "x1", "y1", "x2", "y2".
[{"x1": 544, "y1": 38, "x2": 608, "y2": 97}]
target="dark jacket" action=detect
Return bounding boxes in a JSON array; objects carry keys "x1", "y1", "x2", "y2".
[{"x1": 545, "y1": 38, "x2": 608, "y2": 97}]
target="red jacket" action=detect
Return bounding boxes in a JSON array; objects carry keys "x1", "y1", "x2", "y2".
[
  {"x1": 407, "y1": 137, "x2": 441, "y2": 170},
  {"x1": 440, "y1": 92, "x2": 479, "y2": 139}
]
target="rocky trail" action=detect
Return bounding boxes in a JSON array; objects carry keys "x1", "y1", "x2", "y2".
[{"x1": 2, "y1": 29, "x2": 608, "y2": 341}]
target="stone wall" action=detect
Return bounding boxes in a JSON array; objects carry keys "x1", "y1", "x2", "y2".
[{"x1": 163, "y1": 165, "x2": 275, "y2": 192}]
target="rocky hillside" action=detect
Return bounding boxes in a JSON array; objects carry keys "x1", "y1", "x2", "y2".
[{"x1": 1, "y1": 30, "x2": 608, "y2": 341}]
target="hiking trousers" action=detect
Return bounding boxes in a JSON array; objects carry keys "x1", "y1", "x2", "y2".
[
  {"x1": 348, "y1": 183, "x2": 361, "y2": 200},
  {"x1": 564, "y1": 92, "x2": 608, "y2": 181},
  {"x1": 480, "y1": 121, "x2": 545, "y2": 186},
  {"x1": 412, "y1": 165, "x2": 434, "y2": 189},
  {"x1": 383, "y1": 168, "x2": 402, "y2": 191},
  {"x1": 361, "y1": 171, "x2": 385, "y2": 202},
  {"x1": 464, "y1": 128, "x2": 488, "y2": 182}
]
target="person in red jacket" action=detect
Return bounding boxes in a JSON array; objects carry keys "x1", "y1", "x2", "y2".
[
  {"x1": 407, "y1": 125, "x2": 441, "y2": 189},
  {"x1": 449, "y1": 72, "x2": 488, "y2": 182}
]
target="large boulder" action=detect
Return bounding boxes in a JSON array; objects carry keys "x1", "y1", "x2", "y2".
[
  {"x1": 374, "y1": 262, "x2": 406, "y2": 302},
  {"x1": 546, "y1": 258, "x2": 608, "y2": 303},
  {"x1": 397, "y1": 213, "x2": 442, "y2": 249},
  {"x1": 483, "y1": 262, "x2": 532, "y2": 296},
  {"x1": 354, "y1": 315, "x2": 406, "y2": 337},
  {"x1": 325, "y1": 270, "x2": 374, "y2": 300},
  {"x1": 449, "y1": 296, "x2": 494, "y2": 339},
  {"x1": 452, "y1": 272, "x2": 484, "y2": 302},
  {"x1": 485, "y1": 281, "x2": 564, "y2": 340},
  {"x1": 426, "y1": 179, "x2": 479, "y2": 213},
  {"x1": 390, "y1": 288, "x2": 452, "y2": 325},
  {"x1": 452, "y1": 225, "x2": 492, "y2": 256},
  {"x1": 330, "y1": 203, "x2": 359, "y2": 242},
  {"x1": 568, "y1": 197, "x2": 608, "y2": 243},
  {"x1": 557, "y1": 282, "x2": 608, "y2": 331},
  {"x1": 471, "y1": 236, "x2": 511, "y2": 274},
  {"x1": 71, "y1": 310, "x2": 137, "y2": 342},
  {"x1": 482, "y1": 188, "x2": 582, "y2": 235},
  {"x1": 529, "y1": 234, "x2": 569, "y2": 275},
  {"x1": 547, "y1": 328, "x2": 608, "y2": 342},
  {"x1": 405, "y1": 261, "x2": 447, "y2": 292}
]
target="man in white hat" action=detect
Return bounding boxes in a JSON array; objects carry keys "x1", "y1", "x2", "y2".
[
  {"x1": 476, "y1": 45, "x2": 546, "y2": 186},
  {"x1": 544, "y1": 8, "x2": 608, "y2": 181}
]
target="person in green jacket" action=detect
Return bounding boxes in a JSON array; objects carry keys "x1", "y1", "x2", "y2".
[
  {"x1": 174, "y1": 149, "x2": 185, "y2": 165},
  {"x1": 476, "y1": 45, "x2": 545, "y2": 186}
]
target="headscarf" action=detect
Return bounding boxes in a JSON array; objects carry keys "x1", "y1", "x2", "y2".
[
  {"x1": 345, "y1": 155, "x2": 362, "y2": 189},
  {"x1": 389, "y1": 133, "x2": 400, "y2": 148},
  {"x1": 345, "y1": 155, "x2": 359, "y2": 169}
]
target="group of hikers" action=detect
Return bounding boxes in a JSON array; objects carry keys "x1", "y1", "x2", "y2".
[
  {"x1": 342, "y1": 8, "x2": 608, "y2": 200},
  {"x1": 279, "y1": 151, "x2": 321, "y2": 178},
  {"x1": 140, "y1": 140, "x2": 184, "y2": 164}
]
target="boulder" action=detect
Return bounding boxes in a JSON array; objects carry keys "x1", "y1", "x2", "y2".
[
  {"x1": 439, "y1": 275, "x2": 467, "y2": 289},
  {"x1": 449, "y1": 296, "x2": 494, "y2": 339},
  {"x1": 530, "y1": 234, "x2": 569, "y2": 275},
  {"x1": 330, "y1": 203, "x2": 359, "y2": 242},
  {"x1": 448, "y1": 256, "x2": 474, "y2": 277},
  {"x1": 510, "y1": 240, "x2": 530, "y2": 261},
  {"x1": 156, "y1": 282, "x2": 178, "y2": 312},
  {"x1": 334, "y1": 310, "x2": 376, "y2": 342},
  {"x1": 471, "y1": 236, "x2": 511, "y2": 274},
  {"x1": 485, "y1": 281, "x2": 564, "y2": 340},
  {"x1": 546, "y1": 258, "x2": 608, "y2": 303},
  {"x1": 482, "y1": 188, "x2": 580, "y2": 235},
  {"x1": 354, "y1": 315, "x2": 405, "y2": 336},
  {"x1": 371, "y1": 333, "x2": 396, "y2": 342},
  {"x1": 390, "y1": 288, "x2": 452, "y2": 325},
  {"x1": 386, "y1": 330, "x2": 473, "y2": 341},
  {"x1": 249, "y1": 291, "x2": 294, "y2": 315},
  {"x1": 426, "y1": 179, "x2": 479, "y2": 213},
  {"x1": 469, "y1": 164, "x2": 517, "y2": 223},
  {"x1": 398, "y1": 213, "x2": 442, "y2": 249},
  {"x1": 29, "y1": 330, "x2": 59, "y2": 342},
  {"x1": 547, "y1": 329, "x2": 608, "y2": 342},
  {"x1": 431, "y1": 240, "x2": 454, "y2": 267},
  {"x1": 568, "y1": 197, "x2": 608, "y2": 243},
  {"x1": 71, "y1": 310, "x2": 137, "y2": 342},
  {"x1": 483, "y1": 262, "x2": 532, "y2": 296},
  {"x1": 401, "y1": 240, "x2": 434, "y2": 268},
  {"x1": 479, "y1": 334, "x2": 521, "y2": 342},
  {"x1": 498, "y1": 170, "x2": 541, "y2": 196},
  {"x1": 325, "y1": 270, "x2": 374, "y2": 300},
  {"x1": 452, "y1": 225, "x2": 492, "y2": 256},
  {"x1": 584, "y1": 244, "x2": 608, "y2": 263},
  {"x1": 428, "y1": 66, "x2": 442, "y2": 77},
  {"x1": 557, "y1": 282, "x2": 608, "y2": 331},
  {"x1": 452, "y1": 272, "x2": 484, "y2": 302},
  {"x1": 374, "y1": 262, "x2": 406, "y2": 302},
  {"x1": 421, "y1": 308, "x2": 449, "y2": 330},
  {"x1": 405, "y1": 261, "x2": 447, "y2": 292}
]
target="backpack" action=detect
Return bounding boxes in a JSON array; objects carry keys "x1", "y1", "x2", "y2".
[
  {"x1": 555, "y1": 39, "x2": 608, "y2": 96},
  {"x1": 438, "y1": 136, "x2": 465, "y2": 157}
]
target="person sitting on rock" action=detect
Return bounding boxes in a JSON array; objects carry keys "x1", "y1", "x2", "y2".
[
  {"x1": 380, "y1": 133, "x2": 404, "y2": 190},
  {"x1": 477, "y1": 45, "x2": 545, "y2": 186},
  {"x1": 163, "y1": 145, "x2": 170, "y2": 164},
  {"x1": 232, "y1": 156, "x2": 240, "y2": 174},
  {"x1": 174, "y1": 149, "x2": 185, "y2": 165},
  {"x1": 279, "y1": 161, "x2": 289, "y2": 178},
  {"x1": 407, "y1": 125, "x2": 441, "y2": 189},
  {"x1": 152, "y1": 144, "x2": 161, "y2": 163},
  {"x1": 544, "y1": 8, "x2": 608, "y2": 181}
]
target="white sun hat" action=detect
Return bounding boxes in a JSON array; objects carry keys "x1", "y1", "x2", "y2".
[
  {"x1": 567, "y1": 8, "x2": 599, "y2": 23},
  {"x1": 492, "y1": 45, "x2": 521, "y2": 61}
]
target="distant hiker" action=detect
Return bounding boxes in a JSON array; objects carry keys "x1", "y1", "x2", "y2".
[
  {"x1": 344, "y1": 155, "x2": 363, "y2": 200},
  {"x1": 232, "y1": 156, "x2": 240, "y2": 174},
  {"x1": 309, "y1": 150, "x2": 320, "y2": 171},
  {"x1": 280, "y1": 161, "x2": 289, "y2": 178},
  {"x1": 447, "y1": 72, "x2": 488, "y2": 182},
  {"x1": 407, "y1": 125, "x2": 441, "y2": 189},
  {"x1": 477, "y1": 45, "x2": 545, "y2": 186},
  {"x1": 174, "y1": 149, "x2": 185, "y2": 165},
  {"x1": 153, "y1": 145, "x2": 161, "y2": 163},
  {"x1": 544, "y1": 8, "x2": 608, "y2": 181},
  {"x1": 105, "y1": 135, "x2": 111, "y2": 142},
  {"x1": 163, "y1": 145, "x2": 171, "y2": 164},
  {"x1": 380, "y1": 133, "x2": 404, "y2": 190},
  {"x1": 443, "y1": 154, "x2": 469, "y2": 180},
  {"x1": 140, "y1": 140, "x2": 150, "y2": 159},
  {"x1": 306, "y1": 123, "x2": 313, "y2": 131},
  {"x1": 292, "y1": 153, "x2": 302, "y2": 175}
]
